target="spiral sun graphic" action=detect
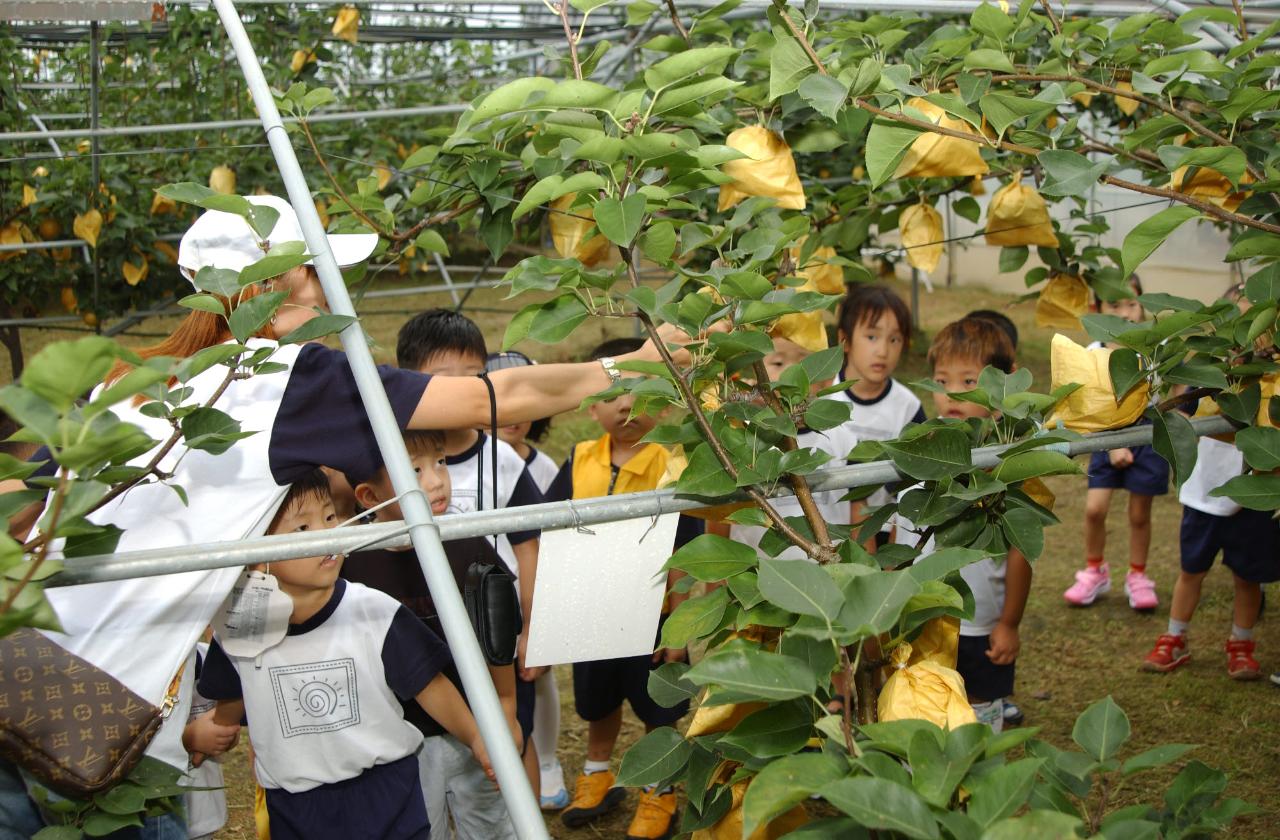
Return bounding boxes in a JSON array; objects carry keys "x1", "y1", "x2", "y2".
[{"x1": 292, "y1": 676, "x2": 345, "y2": 718}]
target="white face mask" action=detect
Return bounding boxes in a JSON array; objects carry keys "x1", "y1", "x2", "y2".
[{"x1": 212, "y1": 569, "x2": 294, "y2": 659}]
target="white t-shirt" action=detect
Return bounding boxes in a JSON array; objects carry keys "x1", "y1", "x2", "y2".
[
  {"x1": 833, "y1": 374, "x2": 926, "y2": 515},
  {"x1": 730, "y1": 425, "x2": 859, "y2": 561},
  {"x1": 198, "y1": 580, "x2": 450, "y2": 793},
  {"x1": 523, "y1": 446, "x2": 560, "y2": 497},
  {"x1": 892, "y1": 490, "x2": 1005, "y2": 637},
  {"x1": 444, "y1": 432, "x2": 544, "y2": 576},
  {"x1": 1179, "y1": 436, "x2": 1245, "y2": 517},
  {"x1": 37, "y1": 340, "x2": 436, "y2": 771}
]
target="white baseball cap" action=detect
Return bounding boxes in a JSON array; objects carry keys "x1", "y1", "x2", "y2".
[{"x1": 177, "y1": 194, "x2": 378, "y2": 284}]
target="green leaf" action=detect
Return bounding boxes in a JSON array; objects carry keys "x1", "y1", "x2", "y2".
[
  {"x1": 595, "y1": 193, "x2": 646, "y2": 246},
  {"x1": 866, "y1": 117, "x2": 923, "y2": 188},
  {"x1": 953, "y1": 196, "x2": 981, "y2": 224},
  {"x1": 685, "y1": 647, "x2": 818, "y2": 703},
  {"x1": 1039, "y1": 150, "x2": 1110, "y2": 197},
  {"x1": 93, "y1": 782, "x2": 147, "y2": 815},
  {"x1": 676, "y1": 443, "x2": 737, "y2": 497},
  {"x1": 1149, "y1": 408, "x2": 1198, "y2": 489},
  {"x1": 467, "y1": 77, "x2": 556, "y2": 123},
  {"x1": 1156, "y1": 145, "x2": 1247, "y2": 188},
  {"x1": 979, "y1": 92, "x2": 1056, "y2": 136},
  {"x1": 33, "y1": 826, "x2": 83, "y2": 840},
  {"x1": 758, "y1": 557, "x2": 842, "y2": 621},
  {"x1": 983, "y1": 810, "x2": 1082, "y2": 840},
  {"x1": 1072, "y1": 696, "x2": 1131, "y2": 762},
  {"x1": 527, "y1": 295, "x2": 590, "y2": 344},
  {"x1": 21, "y1": 337, "x2": 118, "y2": 412},
  {"x1": 640, "y1": 221, "x2": 676, "y2": 263},
  {"x1": 82, "y1": 810, "x2": 143, "y2": 837},
  {"x1": 178, "y1": 294, "x2": 228, "y2": 316},
  {"x1": 769, "y1": 28, "x2": 814, "y2": 100},
  {"x1": 883, "y1": 428, "x2": 973, "y2": 481},
  {"x1": 820, "y1": 777, "x2": 940, "y2": 839},
  {"x1": 238, "y1": 253, "x2": 310, "y2": 287},
  {"x1": 180, "y1": 407, "x2": 248, "y2": 456},
  {"x1": 1235, "y1": 426, "x2": 1280, "y2": 471},
  {"x1": 742, "y1": 753, "x2": 845, "y2": 838},
  {"x1": 909, "y1": 728, "x2": 980, "y2": 808},
  {"x1": 664, "y1": 533, "x2": 758, "y2": 580},
  {"x1": 227, "y1": 291, "x2": 288, "y2": 344},
  {"x1": 798, "y1": 74, "x2": 851, "y2": 121},
  {"x1": 966, "y1": 757, "x2": 1044, "y2": 827},
  {"x1": 1122, "y1": 743, "x2": 1197, "y2": 776},
  {"x1": 414, "y1": 229, "x2": 451, "y2": 256},
  {"x1": 647, "y1": 662, "x2": 696, "y2": 707},
  {"x1": 278, "y1": 314, "x2": 357, "y2": 345},
  {"x1": 1001, "y1": 507, "x2": 1044, "y2": 561},
  {"x1": 1225, "y1": 232, "x2": 1280, "y2": 262},
  {"x1": 1164, "y1": 760, "x2": 1228, "y2": 823},
  {"x1": 1208, "y1": 474, "x2": 1280, "y2": 511},
  {"x1": 193, "y1": 267, "x2": 241, "y2": 297},
  {"x1": 615, "y1": 727, "x2": 691, "y2": 787},
  {"x1": 804, "y1": 398, "x2": 851, "y2": 431},
  {"x1": 644, "y1": 45, "x2": 738, "y2": 90},
  {"x1": 907, "y1": 547, "x2": 990, "y2": 583},
  {"x1": 512, "y1": 172, "x2": 607, "y2": 221},
  {"x1": 971, "y1": 1, "x2": 1016, "y2": 40},
  {"x1": 999, "y1": 246, "x2": 1029, "y2": 273},
  {"x1": 1121, "y1": 206, "x2": 1201, "y2": 277},
  {"x1": 992, "y1": 450, "x2": 1080, "y2": 484},
  {"x1": 660, "y1": 587, "x2": 730, "y2": 648},
  {"x1": 721, "y1": 699, "x2": 814, "y2": 758},
  {"x1": 964, "y1": 49, "x2": 1015, "y2": 73},
  {"x1": 1108, "y1": 348, "x2": 1145, "y2": 400},
  {"x1": 838, "y1": 570, "x2": 921, "y2": 636}
]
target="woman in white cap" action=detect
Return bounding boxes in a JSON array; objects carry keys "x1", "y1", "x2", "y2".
[{"x1": 1, "y1": 196, "x2": 685, "y2": 838}]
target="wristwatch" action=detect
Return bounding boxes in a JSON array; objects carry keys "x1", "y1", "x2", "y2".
[{"x1": 599, "y1": 356, "x2": 622, "y2": 384}]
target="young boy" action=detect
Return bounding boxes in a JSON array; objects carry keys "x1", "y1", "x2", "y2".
[
  {"x1": 1064, "y1": 277, "x2": 1166, "y2": 610},
  {"x1": 198, "y1": 471, "x2": 492, "y2": 840},
  {"x1": 894, "y1": 317, "x2": 1030, "y2": 731},
  {"x1": 342, "y1": 430, "x2": 520, "y2": 840},
  {"x1": 543, "y1": 338, "x2": 700, "y2": 840},
  {"x1": 397, "y1": 309, "x2": 547, "y2": 797},
  {"x1": 729, "y1": 335, "x2": 861, "y2": 561},
  {"x1": 835, "y1": 285, "x2": 926, "y2": 545}
]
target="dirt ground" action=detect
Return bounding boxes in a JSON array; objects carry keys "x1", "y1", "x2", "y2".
[{"x1": 5, "y1": 275, "x2": 1277, "y2": 837}]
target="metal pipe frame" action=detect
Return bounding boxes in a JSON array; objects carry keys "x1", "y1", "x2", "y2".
[
  {"x1": 210, "y1": 2, "x2": 548, "y2": 835},
  {"x1": 50, "y1": 414, "x2": 1237, "y2": 586}
]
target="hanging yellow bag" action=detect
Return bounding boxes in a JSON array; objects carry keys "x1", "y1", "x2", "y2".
[
  {"x1": 209, "y1": 165, "x2": 236, "y2": 195},
  {"x1": 73, "y1": 209, "x2": 103, "y2": 249},
  {"x1": 1114, "y1": 80, "x2": 1139, "y2": 117},
  {"x1": 290, "y1": 48, "x2": 317, "y2": 74},
  {"x1": 718, "y1": 126, "x2": 806, "y2": 212},
  {"x1": 550, "y1": 193, "x2": 611, "y2": 267},
  {"x1": 877, "y1": 641, "x2": 977, "y2": 729},
  {"x1": 122, "y1": 256, "x2": 149, "y2": 287},
  {"x1": 691, "y1": 776, "x2": 808, "y2": 840},
  {"x1": 1170, "y1": 166, "x2": 1252, "y2": 214},
  {"x1": 791, "y1": 239, "x2": 844, "y2": 294},
  {"x1": 1035, "y1": 273, "x2": 1090, "y2": 331},
  {"x1": 332, "y1": 5, "x2": 359, "y2": 43},
  {"x1": 894, "y1": 97, "x2": 989, "y2": 180},
  {"x1": 985, "y1": 172, "x2": 1059, "y2": 248},
  {"x1": 900, "y1": 202, "x2": 944, "y2": 274},
  {"x1": 1047, "y1": 334, "x2": 1150, "y2": 433},
  {"x1": 150, "y1": 192, "x2": 177, "y2": 216},
  {"x1": 907, "y1": 616, "x2": 960, "y2": 668},
  {"x1": 1021, "y1": 476, "x2": 1057, "y2": 511}
]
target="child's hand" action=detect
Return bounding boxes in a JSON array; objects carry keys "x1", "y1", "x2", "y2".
[
  {"x1": 1109, "y1": 447, "x2": 1134, "y2": 469},
  {"x1": 652, "y1": 646, "x2": 687, "y2": 664},
  {"x1": 183, "y1": 709, "x2": 240, "y2": 761},
  {"x1": 469, "y1": 733, "x2": 497, "y2": 785},
  {"x1": 986, "y1": 623, "x2": 1020, "y2": 665},
  {"x1": 516, "y1": 634, "x2": 548, "y2": 681}
]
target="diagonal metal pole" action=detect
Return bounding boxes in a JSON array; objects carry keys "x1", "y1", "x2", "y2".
[{"x1": 209, "y1": 2, "x2": 548, "y2": 836}]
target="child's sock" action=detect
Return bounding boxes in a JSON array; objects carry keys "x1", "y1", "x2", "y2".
[
  {"x1": 583, "y1": 759, "x2": 610, "y2": 775},
  {"x1": 1168, "y1": 618, "x2": 1189, "y2": 637},
  {"x1": 643, "y1": 783, "x2": 675, "y2": 795},
  {"x1": 1086, "y1": 555, "x2": 1105, "y2": 570},
  {"x1": 1231, "y1": 624, "x2": 1254, "y2": 641},
  {"x1": 1129, "y1": 562, "x2": 1147, "y2": 573}
]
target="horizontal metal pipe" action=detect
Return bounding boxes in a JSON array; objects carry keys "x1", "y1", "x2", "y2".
[{"x1": 47, "y1": 415, "x2": 1237, "y2": 586}]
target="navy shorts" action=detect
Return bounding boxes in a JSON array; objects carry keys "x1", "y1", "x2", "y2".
[
  {"x1": 573, "y1": 618, "x2": 689, "y2": 727},
  {"x1": 1087, "y1": 443, "x2": 1169, "y2": 496},
  {"x1": 957, "y1": 634, "x2": 1015, "y2": 703},
  {"x1": 1180, "y1": 506, "x2": 1280, "y2": 583},
  {"x1": 515, "y1": 675, "x2": 535, "y2": 747},
  {"x1": 264, "y1": 754, "x2": 429, "y2": 840}
]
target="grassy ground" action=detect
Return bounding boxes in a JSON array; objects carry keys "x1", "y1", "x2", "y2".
[{"x1": 5, "y1": 275, "x2": 1277, "y2": 836}]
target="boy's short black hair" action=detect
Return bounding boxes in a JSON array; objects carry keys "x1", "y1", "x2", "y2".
[
  {"x1": 965, "y1": 309, "x2": 1018, "y2": 350},
  {"x1": 271, "y1": 468, "x2": 333, "y2": 531},
  {"x1": 589, "y1": 337, "x2": 644, "y2": 361},
  {"x1": 396, "y1": 309, "x2": 488, "y2": 371},
  {"x1": 837, "y1": 284, "x2": 913, "y2": 351}
]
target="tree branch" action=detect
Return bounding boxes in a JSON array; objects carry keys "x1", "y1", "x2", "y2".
[
  {"x1": 0, "y1": 470, "x2": 67, "y2": 619},
  {"x1": 772, "y1": 0, "x2": 827, "y2": 74},
  {"x1": 558, "y1": 0, "x2": 583, "y2": 81},
  {"x1": 663, "y1": 0, "x2": 691, "y2": 46},
  {"x1": 299, "y1": 120, "x2": 392, "y2": 239},
  {"x1": 1039, "y1": 0, "x2": 1063, "y2": 36}
]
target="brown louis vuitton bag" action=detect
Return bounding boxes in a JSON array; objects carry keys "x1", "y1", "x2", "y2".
[{"x1": 0, "y1": 629, "x2": 184, "y2": 798}]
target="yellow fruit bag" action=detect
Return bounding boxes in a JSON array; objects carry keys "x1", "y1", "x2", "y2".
[
  {"x1": 1035, "y1": 273, "x2": 1090, "y2": 331},
  {"x1": 332, "y1": 5, "x2": 359, "y2": 43},
  {"x1": 209, "y1": 165, "x2": 236, "y2": 195},
  {"x1": 691, "y1": 777, "x2": 808, "y2": 840},
  {"x1": 718, "y1": 126, "x2": 805, "y2": 212},
  {"x1": 1114, "y1": 80, "x2": 1139, "y2": 116},
  {"x1": 550, "y1": 193, "x2": 611, "y2": 267},
  {"x1": 900, "y1": 202, "x2": 944, "y2": 274},
  {"x1": 1047, "y1": 334, "x2": 1149, "y2": 432},
  {"x1": 73, "y1": 209, "x2": 103, "y2": 249},
  {"x1": 877, "y1": 641, "x2": 977, "y2": 729},
  {"x1": 985, "y1": 172, "x2": 1059, "y2": 248},
  {"x1": 894, "y1": 97, "x2": 989, "y2": 179},
  {"x1": 1170, "y1": 166, "x2": 1252, "y2": 214},
  {"x1": 791, "y1": 240, "x2": 844, "y2": 294}
]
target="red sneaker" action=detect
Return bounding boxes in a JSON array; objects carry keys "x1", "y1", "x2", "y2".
[
  {"x1": 1225, "y1": 638, "x2": 1260, "y2": 681},
  {"x1": 1142, "y1": 633, "x2": 1190, "y2": 673}
]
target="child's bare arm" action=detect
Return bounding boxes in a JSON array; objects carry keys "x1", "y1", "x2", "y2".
[
  {"x1": 186, "y1": 700, "x2": 244, "y2": 767},
  {"x1": 988, "y1": 549, "x2": 1031, "y2": 665},
  {"x1": 416, "y1": 673, "x2": 495, "y2": 782},
  {"x1": 851, "y1": 500, "x2": 878, "y2": 553},
  {"x1": 512, "y1": 538, "x2": 546, "y2": 682},
  {"x1": 487, "y1": 663, "x2": 522, "y2": 750}
]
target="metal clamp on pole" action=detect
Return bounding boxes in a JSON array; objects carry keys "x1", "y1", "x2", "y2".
[{"x1": 208, "y1": 2, "x2": 548, "y2": 836}]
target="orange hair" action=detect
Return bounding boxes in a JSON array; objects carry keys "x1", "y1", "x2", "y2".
[{"x1": 927, "y1": 316, "x2": 1015, "y2": 374}]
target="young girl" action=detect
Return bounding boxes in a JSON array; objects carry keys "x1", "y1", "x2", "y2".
[
  {"x1": 485, "y1": 350, "x2": 566, "y2": 810},
  {"x1": 1064, "y1": 276, "x2": 1166, "y2": 611}
]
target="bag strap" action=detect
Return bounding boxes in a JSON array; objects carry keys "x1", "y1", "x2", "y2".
[
  {"x1": 478, "y1": 372, "x2": 500, "y2": 555},
  {"x1": 160, "y1": 661, "x2": 188, "y2": 719}
]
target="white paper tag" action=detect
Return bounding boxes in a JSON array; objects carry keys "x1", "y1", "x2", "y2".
[{"x1": 213, "y1": 570, "x2": 293, "y2": 658}]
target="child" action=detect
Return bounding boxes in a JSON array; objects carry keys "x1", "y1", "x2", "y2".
[
  {"x1": 543, "y1": 338, "x2": 700, "y2": 840},
  {"x1": 342, "y1": 430, "x2": 520, "y2": 840},
  {"x1": 894, "y1": 317, "x2": 1030, "y2": 731},
  {"x1": 835, "y1": 285, "x2": 926, "y2": 545},
  {"x1": 484, "y1": 350, "x2": 568, "y2": 810},
  {"x1": 397, "y1": 309, "x2": 547, "y2": 798},
  {"x1": 729, "y1": 335, "x2": 861, "y2": 561},
  {"x1": 1064, "y1": 277, "x2": 1166, "y2": 610},
  {"x1": 182, "y1": 641, "x2": 237, "y2": 839},
  {"x1": 198, "y1": 470, "x2": 492, "y2": 840}
]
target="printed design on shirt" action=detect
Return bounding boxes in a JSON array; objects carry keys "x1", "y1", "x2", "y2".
[
  {"x1": 269, "y1": 658, "x2": 360, "y2": 738},
  {"x1": 445, "y1": 487, "x2": 478, "y2": 516}
]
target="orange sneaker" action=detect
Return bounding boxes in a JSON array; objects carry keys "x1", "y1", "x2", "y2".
[
  {"x1": 1226, "y1": 638, "x2": 1261, "y2": 680},
  {"x1": 562, "y1": 771, "x2": 626, "y2": 828},
  {"x1": 1142, "y1": 633, "x2": 1190, "y2": 673},
  {"x1": 626, "y1": 788, "x2": 678, "y2": 840}
]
